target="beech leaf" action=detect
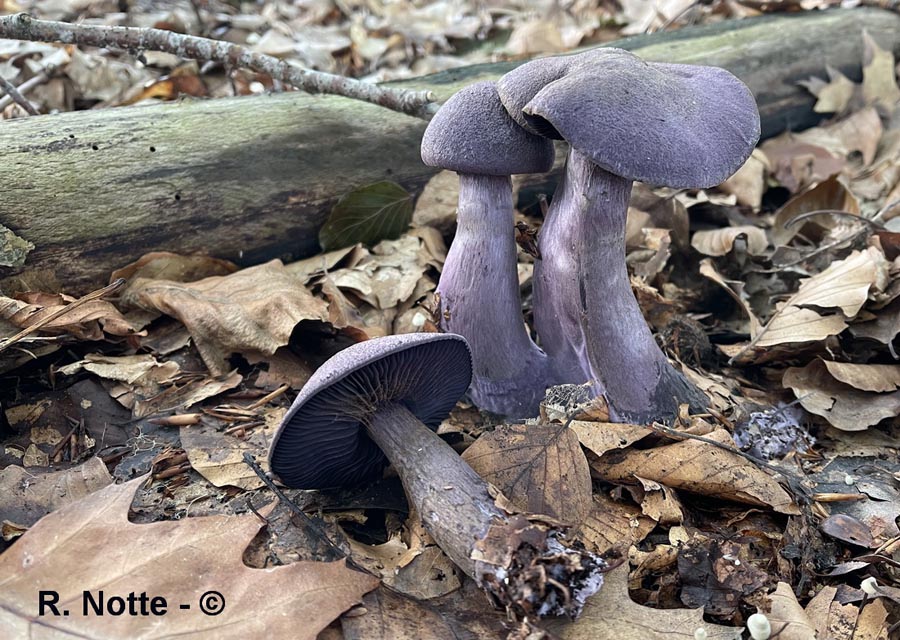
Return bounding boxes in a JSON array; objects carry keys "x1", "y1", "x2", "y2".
[{"x1": 319, "y1": 181, "x2": 414, "y2": 251}]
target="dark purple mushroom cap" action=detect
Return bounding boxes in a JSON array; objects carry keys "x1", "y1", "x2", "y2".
[
  {"x1": 497, "y1": 51, "x2": 614, "y2": 136},
  {"x1": 421, "y1": 81, "x2": 554, "y2": 176},
  {"x1": 500, "y1": 48, "x2": 761, "y2": 189},
  {"x1": 269, "y1": 333, "x2": 473, "y2": 489}
]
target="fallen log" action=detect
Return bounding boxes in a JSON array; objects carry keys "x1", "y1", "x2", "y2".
[{"x1": 1, "y1": 8, "x2": 898, "y2": 293}]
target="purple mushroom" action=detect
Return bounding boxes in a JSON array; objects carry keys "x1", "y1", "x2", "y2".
[
  {"x1": 421, "y1": 81, "x2": 555, "y2": 418},
  {"x1": 269, "y1": 333, "x2": 604, "y2": 618},
  {"x1": 497, "y1": 49, "x2": 760, "y2": 423}
]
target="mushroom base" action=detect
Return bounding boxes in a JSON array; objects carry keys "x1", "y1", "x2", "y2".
[{"x1": 365, "y1": 402, "x2": 605, "y2": 618}]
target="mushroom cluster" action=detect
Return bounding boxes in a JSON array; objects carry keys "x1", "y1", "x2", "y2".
[
  {"x1": 269, "y1": 333, "x2": 605, "y2": 618},
  {"x1": 425, "y1": 48, "x2": 760, "y2": 423}
]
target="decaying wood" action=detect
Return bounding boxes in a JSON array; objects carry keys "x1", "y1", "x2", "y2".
[{"x1": 1, "y1": 8, "x2": 899, "y2": 293}]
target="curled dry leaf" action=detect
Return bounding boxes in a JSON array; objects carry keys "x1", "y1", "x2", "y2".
[
  {"x1": 0, "y1": 291, "x2": 140, "y2": 340},
  {"x1": 180, "y1": 407, "x2": 284, "y2": 490},
  {"x1": 766, "y1": 582, "x2": 817, "y2": 640},
  {"x1": 772, "y1": 175, "x2": 860, "y2": 247},
  {"x1": 571, "y1": 420, "x2": 652, "y2": 459},
  {"x1": 544, "y1": 562, "x2": 742, "y2": 640},
  {"x1": 575, "y1": 493, "x2": 656, "y2": 554},
  {"x1": 461, "y1": 422, "x2": 592, "y2": 526},
  {"x1": 341, "y1": 583, "x2": 508, "y2": 640},
  {"x1": 720, "y1": 149, "x2": 769, "y2": 208},
  {"x1": 0, "y1": 476, "x2": 379, "y2": 639},
  {"x1": 348, "y1": 536, "x2": 460, "y2": 600},
  {"x1": 801, "y1": 64, "x2": 858, "y2": 115},
  {"x1": 782, "y1": 359, "x2": 900, "y2": 430},
  {"x1": 112, "y1": 251, "x2": 238, "y2": 308},
  {"x1": 130, "y1": 259, "x2": 329, "y2": 376},
  {"x1": 862, "y1": 30, "x2": 900, "y2": 114},
  {"x1": 412, "y1": 170, "x2": 459, "y2": 237},
  {"x1": 754, "y1": 247, "x2": 888, "y2": 348},
  {"x1": 691, "y1": 225, "x2": 768, "y2": 257},
  {"x1": 758, "y1": 137, "x2": 844, "y2": 193},
  {"x1": 793, "y1": 107, "x2": 883, "y2": 167},
  {"x1": 57, "y1": 353, "x2": 181, "y2": 387},
  {"x1": 0, "y1": 456, "x2": 112, "y2": 528},
  {"x1": 590, "y1": 429, "x2": 799, "y2": 514}
]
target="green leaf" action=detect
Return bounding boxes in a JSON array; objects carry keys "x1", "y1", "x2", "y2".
[{"x1": 319, "y1": 181, "x2": 414, "y2": 251}]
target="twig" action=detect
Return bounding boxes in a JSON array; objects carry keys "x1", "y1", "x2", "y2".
[
  {"x1": 0, "y1": 73, "x2": 39, "y2": 115},
  {"x1": 241, "y1": 452, "x2": 347, "y2": 560},
  {"x1": 0, "y1": 58, "x2": 64, "y2": 111},
  {"x1": 0, "y1": 278, "x2": 125, "y2": 354},
  {"x1": 0, "y1": 13, "x2": 438, "y2": 119}
]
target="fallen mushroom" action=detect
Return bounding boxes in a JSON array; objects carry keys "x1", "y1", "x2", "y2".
[
  {"x1": 497, "y1": 49, "x2": 760, "y2": 422},
  {"x1": 421, "y1": 81, "x2": 556, "y2": 418},
  {"x1": 269, "y1": 333, "x2": 604, "y2": 618}
]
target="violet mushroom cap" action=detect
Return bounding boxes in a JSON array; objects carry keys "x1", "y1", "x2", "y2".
[
  {"x1": 521, "y1": 49, "x2": 761, "y2": 188},
  {"x1": 420, "y1": 81, "x2": 556, "y2": 418},
  {"x1": 269, "y1": 332, "x2": 472, "y2": 489},
  {"x1": 498, "y1": 48, "x2": 760, "y2": 421}
]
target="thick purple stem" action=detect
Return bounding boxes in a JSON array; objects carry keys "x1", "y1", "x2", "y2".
[
  {"x1": 438, "y1": 173, "x2": 551, "y2": 417},
  {"x1": 533, "y1": 152, "x2": 595, "y2": 387},
  {"x1": 545, "y1": 148, "x2": 707, "y2": 422}
]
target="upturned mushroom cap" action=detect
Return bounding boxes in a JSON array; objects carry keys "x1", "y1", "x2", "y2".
[
  {"x1": 421, "y1": 81, "x2": 554, "y2": 176},
  {"x1": 502, "y1": 48, "x2": 761, "y2": 188},
  {"x1": 269, "y1": 333, "x2": 473, "y2": 489}
]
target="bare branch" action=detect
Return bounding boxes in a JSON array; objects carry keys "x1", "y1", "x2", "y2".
[
  {"x1": 0, "y1": 73, "x2": 39, "y2": 116},
  {"x1": 0, "y1": 12, "x2": 438, "y2": 119}
]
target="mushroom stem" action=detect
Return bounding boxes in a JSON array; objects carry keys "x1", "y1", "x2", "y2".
[
  {"x1": 439, "y1": 173, "x2": 552, "y2": 417},
  {"x1": 365, "y1": 401, "x2": 604, "y2": 618},
  {"x1": 534, "y1": 156, "x2": 596, "y2": 387},
  {"x1": 552, "y1": 148, "x2": 707, "y2": 422}
]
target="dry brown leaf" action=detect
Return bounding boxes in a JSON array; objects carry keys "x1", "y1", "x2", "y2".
[
  {"x1": 783, "y1": 359, "x2": 900, "y2": 430},
  {"x1": 129, "y1": 370, "x2": 243, "y2": 418},
  {"x1": 698, "y1": 259, "x2": 761, "y2": 336},
  {"x1": 754, "y1": 247, "x2": 889, "y2": 348},
  {"x1": 862, "y1": 31, "x2": 900, "y2": 114},
  {"x1": 412, "y1": 170, "x2": 459, "y2": 237},
  {"x1": 130, "y1": 260, "x2": 328, "y2": 375},
  {"x1": 755, "y1": 305, "x2": 848, "y2": 348},
  {"x1": 113, "y1": 251, "x2": 237, "y2": 307},
  {"x1": 341, "y1": 583, "x2": 508, "y2": 640},
  {"x1": 572, "y1": 420, "x2": 652, "y2": 458},
  {"x1": 801, "y1": 65, "x2": 858, "y2": 115},
  {"x1": 855, "y1": 598, "x2": 890, "y2": 640},
  {"x1": 0, "y1": 457, "x2": 112, "y2": 528},
  {"x1": 347, "y1": 533, "x2": 461, "y2": 600},
  {"x1": 461, "y1": 422, "x2": 592, "y2": 526},
  {"x1": 719, "y1": 149, "x2": 769, "y2": 208},
  {"x1": 57, "y1": 353, "x2": 181, "y2": 387},
  {"x1": 544, "y1": 562, "x2": 742, "y2": 640},
  {"x1": 691, "y1": 225, "x2": 768, "y2": 257},
  {"x1": 759, "y1": 137, "x2": 844, "y2": 193},
  {"x1": 180, "y1": 407, "x2": 284, "y2": 490},
  {"x1": 575, "y1": 493, "x2": 655, "y2": 554},
  {"x1": 285, "y1": 244, "x2": 367, "y2": 285},
  {"x1": 0, "y1": 475, "x2": 378, "y2": 638},
  {"x1": 767, "y1": 582, "x2": 817, "y2": 640},
  {"x1": 822, "y1": 361, "x2": 900, "y2": 392},
  {"x1": 772, "y1": 175, "x2": 860, "y2": 246},
  {"x1": 590, "y1": 429, "x2": 799, "y2": 514},
  {"x1": 794, "y1": 107, "x2": 883, "y2": 168},
  {"x1": 633, "y1": 476, "x2": 684, "y2": 525},
  {"x1": 330, "y1": 235, "x2": 432, "y2": 310},
  {"x1": 0, "y1": 292, "x2": 140, "y2": 340}
]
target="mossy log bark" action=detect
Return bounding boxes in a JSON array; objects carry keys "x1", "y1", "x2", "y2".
[{"x1": 1, "y1": 8, "x2": 898, "y2": 293}]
